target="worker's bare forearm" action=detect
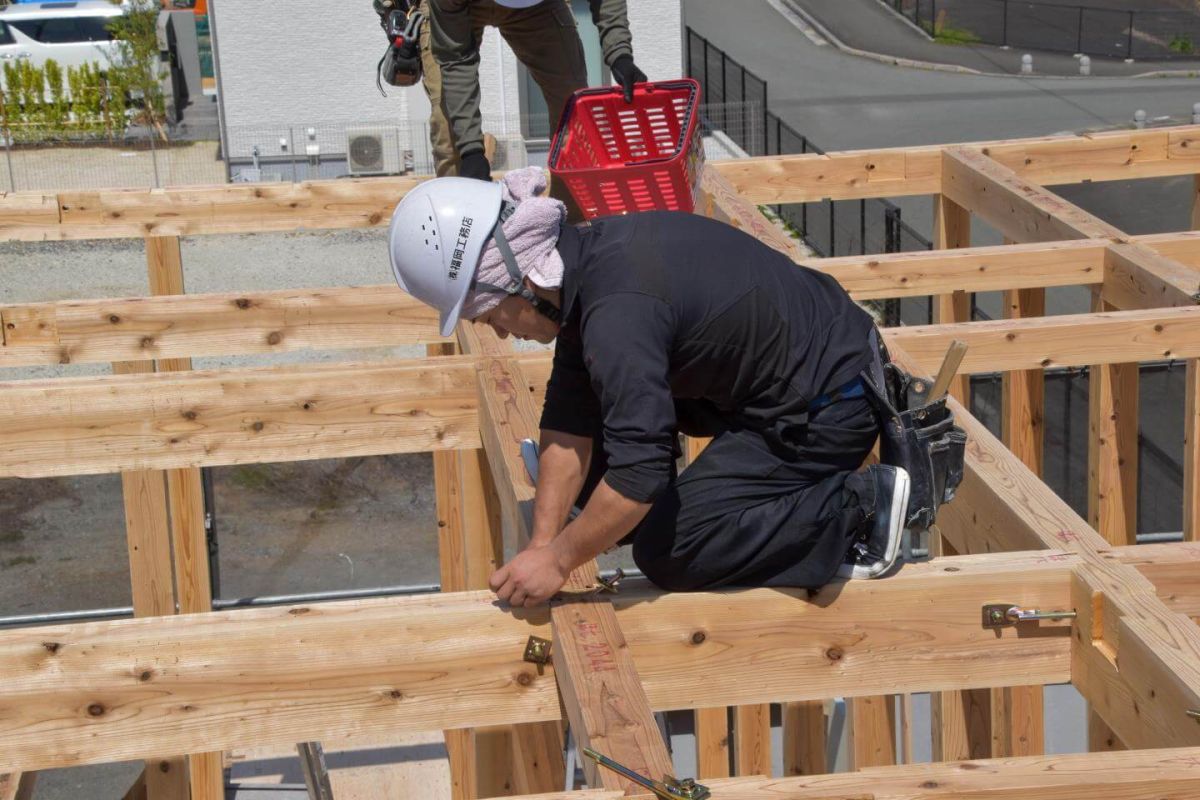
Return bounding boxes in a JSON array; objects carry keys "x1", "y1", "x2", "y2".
[
  {"x1": 530, "y1": 430, "x2": 592, "y2": 547},
  {"x1": 549, "y1": 479, "x2": 651, "y2": 574}
]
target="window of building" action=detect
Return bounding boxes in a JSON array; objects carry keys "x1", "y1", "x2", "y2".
[
  {"x1": 518, "y1": 0, "x2": 607, "y2": 141},
  {"x1": 10, "y1": 16, "x2": 116, "y2": 44}
]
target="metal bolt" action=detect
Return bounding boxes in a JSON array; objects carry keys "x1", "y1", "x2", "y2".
[
  {"x1": 1192, "y1": 102, "x2": 1200, "y2": 124},
  {"x1": 1134, "y1": 109, "x2": 1147, "y2": 129},
  {"x1": 1079, "y1": 55, "x2": 1091, "y2": 76},
  {"x1": 1021, "y1": 54, "x2": 1033, "y2": 74}
]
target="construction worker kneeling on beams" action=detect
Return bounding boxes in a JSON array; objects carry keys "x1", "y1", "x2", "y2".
[{"x1": 388, "y1": 168, "x2": 967, "y2": 606}]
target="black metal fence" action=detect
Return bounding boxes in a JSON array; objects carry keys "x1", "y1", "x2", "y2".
[
  {"x1": 890, "y1": 0, "x2": 1200, "y2": 60},
  {"x1": 686, "y1": 28, "x2": 934, "y2": 264}
]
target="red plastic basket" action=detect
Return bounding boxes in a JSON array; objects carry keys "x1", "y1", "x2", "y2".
[{"x1": 548, "y1": 79, "x2": 704, "y2": 220}]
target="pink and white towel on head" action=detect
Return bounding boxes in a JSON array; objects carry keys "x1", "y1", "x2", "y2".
[{"x1": 459, "y1": 166, "x2": 567, "y2": 321}]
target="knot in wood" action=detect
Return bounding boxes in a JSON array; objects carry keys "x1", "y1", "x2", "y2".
[
  {"x1": 43, "y1": 641, "x2": 61, "y2": 654},
  {"x1": 266, "y1": 331, "x2": 283, "y2": 345},
  {"x1": 690, "y1": 631, "x2": 706, "y2": 645},
  {"x1": 252, "y1": 421, "x2": 265, "y2": 432},
  {"x1": 140, "y1": 336, "x2": 155, "y2": 349},
  {"x1": 87, "y1": 703, "x2": 105, "y2": 717},
  {"x1": 157, "y1": 761, "x2": 171, "y2": 773},
  {"x1": 389, "y1": 689, "x2": 403, "y2": 700},
  {"x1": 234, "y1": 298, "x2": 252, "y2": 309},
  {"x1": 516, "y1": 672, "x2": 534, "y2": 687},
  {"x1": 182, "y1": 410, "x2": 198, "y2": 421},
  {"x1": 825, "y1": 647, "x2": 844, "y2": 662},
  {"x1": 108, "y1": 314, "x2": 121, "y2": 324},
  {"x1": 288, "y1": 607, "x2": 310, "y2": 615},
  {"x1": 920, "y1": 781, "x2": 939, "y2": 789},
  {"x1": 943, "y1": 566, "x2": 960, "y2": 572},
  {"x1": 139, "y1": 670, "x2": 153, "y2": 682}
]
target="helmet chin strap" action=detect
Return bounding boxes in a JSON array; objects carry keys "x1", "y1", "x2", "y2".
[{"x1": 472, "y1": 201, "x2": 562, "y2": 324}]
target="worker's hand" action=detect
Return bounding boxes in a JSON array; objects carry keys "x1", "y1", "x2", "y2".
[
  {"x1": 490, "y1": 543, "x2": 571, "y2": 608},
  {"x1": 459, "y1": 151, "x2": 492, "y2": 182},
  {"x1": 610, "y1": 55, "x2": 647, "y2": 103}
]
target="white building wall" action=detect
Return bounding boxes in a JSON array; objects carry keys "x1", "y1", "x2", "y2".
[{"x1": 211, "y1": 0, "x2": 682, "y2": 166}]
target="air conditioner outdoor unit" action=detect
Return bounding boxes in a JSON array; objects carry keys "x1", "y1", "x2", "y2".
[{"x1": 346, "y1": 126, "x2": 403, "y2": 176}]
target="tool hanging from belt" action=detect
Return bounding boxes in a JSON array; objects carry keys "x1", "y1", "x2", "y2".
[{"x1": 861, "y1": 329, "x2": 968, "y2": 532}]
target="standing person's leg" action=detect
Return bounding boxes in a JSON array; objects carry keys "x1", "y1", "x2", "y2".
[
  {"x1": 632, "y1": 397, "x2": 880, "y2": 591},
  {"x1": 495, "y1": 0, "x2": 588, "y2": 220},
  {"x1": 420, "y1": 0, "x2": 491, "y2": 176},
  {"x1": 417, "y1": 0, "x2": 457, "y2": 176}
]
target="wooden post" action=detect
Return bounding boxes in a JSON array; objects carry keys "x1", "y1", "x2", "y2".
[
  {"x1": 994, "y1": 282, "x2": 1046, "y2": 758},
  {"x1": 733, "y1": 704, "x2": 772, "y2": 777},
  {"x1": 695, "y1": 707, "x2": 731, "y2": 779},
  {"x1": 848, "y1": 695, "x2": 897, "y2": 769},
  {"x1": 0, "y1": 772, "x2": 36, "y2": 800},
  {"x1": 926, "y1": 194, "x2": 977, "y2": 764},
  {"x1": 1186, "y1": 360, "x2": 1199, "y2": 543},
  {"x1": 1084, "y1": 294, "x2": 1136, "y2": 753},
  {"x1": 142, "y1": 235, "x2": 224, "y2": 800},
  {"x1": 429, "y1": 341, "x2": 508, "y2": 800},
  {"x1": 782, "y1": 702, "x2": 825, "y2": 776},
  {"x1": 1087, "y1": 295, "x2": 1139, "y2": 546},
  {"x1": 932, "y1": 195, "x2": 972, "y2": 405}
]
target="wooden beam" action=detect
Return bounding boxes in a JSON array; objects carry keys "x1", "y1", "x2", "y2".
[
  {"x1": 0, "y1": 242, "x2": 1110, "y2": 371},
  {"x1": 699, "y1": 164, "x2": 805, "y2": 260},
  {"x1": 1104, "y1": 241, "x2": 1200, "y2": 311},
  {"x1": 515, "y1": 746, "x2": 1200, "y2": 800},
  {"x1": 472, "y1": 348, "x2": 669, "y2": 794},
  {"x1": 695, "y1": 707, "x2": 731, "y2": 779},
  {"x1": 940, "y1": 147, "x2": 1119, "y2": 244},
  {"x1": 0, "y1": 177, "x2": 426, "y2": 241},
  {"x1": 708, "y1": 127, "x2": 1200, "y2": 205},
  {"x1": 886, "y1": 306, "x2": 1200, "y2": 375},
  {"x1": 0, "y1": 356, "x2": 484, "y2": 478},
  {"x1": 806, "y1": 238, "x2": 1104, "y2": 300},
  {"x1": 0, "y1": 553, "x2": 1075, "y2": 773},
  {"x1": 0, "y1": 287, "x2": 444, "y2": 368},
  {"x1": 733, "y1": 705, "x2": 771, "y2": 777}
]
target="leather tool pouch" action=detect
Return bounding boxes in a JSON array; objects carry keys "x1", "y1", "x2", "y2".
[{"x1": 862, "y1": 331, "x2": 967, "y2": 531}]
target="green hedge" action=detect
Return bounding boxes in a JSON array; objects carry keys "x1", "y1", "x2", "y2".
[{"x1": 0, "y1": 59, "x2": 131, "y2": 142}]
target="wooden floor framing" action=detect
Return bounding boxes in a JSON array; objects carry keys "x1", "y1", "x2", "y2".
[{"x1": 1, "y1": 124, "x2": 1200, "y2": 799}]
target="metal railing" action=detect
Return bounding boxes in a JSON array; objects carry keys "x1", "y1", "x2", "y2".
[{"x1": 890, "y1": 0, "x2": 1200, "y2": 60}]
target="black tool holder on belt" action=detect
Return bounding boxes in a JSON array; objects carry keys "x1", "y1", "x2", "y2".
[{"x1": 862, "y1": 329, "x2": 967, "y2": 532}]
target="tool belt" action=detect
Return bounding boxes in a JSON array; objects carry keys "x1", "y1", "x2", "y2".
[{"x1": 861, "y1": 329, "x2": 967, "y2": 531}]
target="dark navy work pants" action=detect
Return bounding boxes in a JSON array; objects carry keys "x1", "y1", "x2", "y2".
[{"x1": 580, "y1": 395, "x2": 880, "y2": 591}]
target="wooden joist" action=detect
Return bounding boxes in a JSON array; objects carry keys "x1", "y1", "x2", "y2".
[
  {"x1": 0, "y1": 286, "x2": 445, "y2": 368},
  {"x1": 886, "y1": 305, "x2": 1200, "y2": 374},
  {"x1": 0, "y1": 356, "x2": 484, "y2": 477},
  {"x1": 512, "y1": 746, "x2": 1200, "y2": 800},
  {"x1": 0, "y1": 552, "x2": 1080, "y2": 774}
]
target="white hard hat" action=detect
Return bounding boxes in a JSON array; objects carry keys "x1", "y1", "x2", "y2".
[
  {"x1": 494, "y1": 0, "x2": 545, "y2": 8},
  {"x1": 388, "y1": 177, "x2": 503, "y2": 337}
]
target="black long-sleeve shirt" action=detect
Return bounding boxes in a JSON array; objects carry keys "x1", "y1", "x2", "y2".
[{"x1": 540, "y1": 211, "x2": 876, "y2": 504}]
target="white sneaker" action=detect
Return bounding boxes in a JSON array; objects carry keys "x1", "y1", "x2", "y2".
[{"x1": 837, "y1": 465, "x2": 910, "y2": 580}]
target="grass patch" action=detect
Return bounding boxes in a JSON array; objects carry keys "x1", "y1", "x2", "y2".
[
  {"x1": 1170, "y1": 34, "x2": 1195, "y2": 55},
  {"x1": 922, "y1": 21, "x2": 982, "y2": 45},
  {"x1": 228, "y1": 464, "x2": 272, "y2": 491}
]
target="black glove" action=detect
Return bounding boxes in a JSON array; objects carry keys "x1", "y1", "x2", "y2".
[
  {"x1": 611, "y1": 55, "x2": 647, "y2": 103},
  {"x1": 459, "y1": 151, "x2": 492, "y2": 182}
]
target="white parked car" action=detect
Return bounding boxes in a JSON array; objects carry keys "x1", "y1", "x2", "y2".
[{"x1": 0, "y1": 1, "x2": 124, "y2": 74}]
